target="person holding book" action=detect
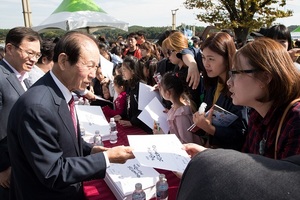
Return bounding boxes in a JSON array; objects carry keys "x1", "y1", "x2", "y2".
[
  {"x1": 7, "y1": 31, "x2": 134, "y2": 200},
  {"x1": 90, "y1": 66, "x2": 113, "y2": 108},
  {"x1": 102, "y1": 75, "x2": 127, "y2": 119},
  {"x1": 155, "y1": 72, "x2": 202, "y2": 144},
  {"x1": 115, "y1": 55, "x2": 152, "y2": 133},
  {"x1": 192, "y1": 32, "x2": 248, "y2": 151},
  {"x1": 227, "y1": 37, "x2": 300, "y2": 159}
]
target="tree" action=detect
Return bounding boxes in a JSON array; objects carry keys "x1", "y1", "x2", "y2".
[{"x1": 183, "y1": 0, "x2": 293, "y2": 43}]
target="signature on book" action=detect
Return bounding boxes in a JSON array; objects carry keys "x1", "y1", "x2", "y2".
[{"x1": 146, "y1": 145, "x2": 164, "y2": 162}]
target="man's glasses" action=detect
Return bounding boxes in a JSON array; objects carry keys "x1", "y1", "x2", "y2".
[
  {"x1": 166, "y1": 49, "x2": 176, "y2": 56},
  {"x1": 229, "y1": 69, "x2": 260, "y2": 79},
  {"x1": 11, "y1": 43, "x2": 42, "y2": 60}
]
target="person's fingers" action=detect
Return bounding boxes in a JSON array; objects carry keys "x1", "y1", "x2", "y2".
[
  {"x1": 186, "y1": 75, "x2": 192, "y2": 87},
  {"x1": 206, "y1": 107, "x2": 214, "y2": 121},
  {"x1": 183, "y1": 143, "x2": 195, "y2": 150},
  {"x1": 4, "y1": 180, "x2": 10, "y2": 188},
  {"x1": 0, "y1": 180, "x2": 9, "y2": 188},
  {"x1": 100, "y1": 146, "x2": 110, "y2": 151},
  {"x1": 192, "y1": 75, "x2": 200, "y2": 89}
]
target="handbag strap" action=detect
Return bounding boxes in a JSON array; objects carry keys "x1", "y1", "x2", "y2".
[{"x1": 275, "y1": 98, "x2": 300, "y2": 160}]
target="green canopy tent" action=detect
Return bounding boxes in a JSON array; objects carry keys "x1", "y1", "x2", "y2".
[
  {"x1": 291, "y1": 26, "x2": 300, "y2": 40},
  {"x1": 292, "y1": 26, "x2": 300, "y2": 33},
  {"x1": 32, "y1": 0, "x2": 128, "y2": 33}
]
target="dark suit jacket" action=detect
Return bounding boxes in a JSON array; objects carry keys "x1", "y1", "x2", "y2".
[
  {"x1": 0, "y1": 60, "x2": 25, "y2": 172},
  {"x1": 177, "y1": 149, "x2": 300, "y2": 200},
  {"x1": 7, "y1": 72, "x2": 107, "y2": 200}
]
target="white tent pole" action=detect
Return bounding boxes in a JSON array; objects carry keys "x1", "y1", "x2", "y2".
[
  {"x1": 21, "y1": 0, "x2": 29, "y2": 27},
  {"x1": 21, "y1": 0, "x2": 32, "y2": 27},
  {"x1": 26, "y1": 0, "x2": 33, "y2": 27}
]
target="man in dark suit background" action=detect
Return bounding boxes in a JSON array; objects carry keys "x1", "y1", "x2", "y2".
[
  {"x1": 7, "y1": 31, "x2": 134, "y2": 200},
  {"x1": 0, "y1": 27, "x2": 41, "y2": 200},
  {"x1": 177, "y1": 143, "x2": 300, "y2": 200}
]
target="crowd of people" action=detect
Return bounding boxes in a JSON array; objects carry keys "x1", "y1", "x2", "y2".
[{"x1": 0, "y1": 23, "x2": 300, "y2": 200}]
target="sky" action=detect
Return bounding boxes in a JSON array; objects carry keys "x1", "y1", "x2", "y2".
[{"x1": 0, "y1": 0, "x2": 299, "y2": 29}]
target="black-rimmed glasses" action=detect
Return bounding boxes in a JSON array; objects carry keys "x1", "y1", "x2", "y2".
[
  {"x1": 229, "y1": 69, "x2": 260, "y2": 79},
  {"x1": 11, "y1": 43, "x2": 42, "y2": 60}
]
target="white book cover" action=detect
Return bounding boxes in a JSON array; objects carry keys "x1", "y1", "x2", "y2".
[
  {"x1": 138, "y1": 82, "x2": 161, "y2": 110},
  {"x1": 128, "y1": 134, "x2": 191, "y2": 173},
  {"x1": 104, "y1": 158, "x2": 159, "y2": 200},
  {"x1": 75, "y1": 105, "x2": 110, "y2": 142},
  {"x1": 137, "y1": 97, "x2": 169, "y2": 134},
  {"x1": 100, "y1": 54, "x2": 114, "y2": 81}
]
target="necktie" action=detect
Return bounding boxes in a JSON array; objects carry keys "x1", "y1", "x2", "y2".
[
  {"x1": 68, "y1": 97, "x2": 78, "y2": 137},
  {"x1": 23, "y1": 78, "x2": 30, "y2": 89}
]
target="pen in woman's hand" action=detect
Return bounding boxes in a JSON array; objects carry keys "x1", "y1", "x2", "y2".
[{"x1": 198, "y1": 102, "x2": 207, "y2": 114}]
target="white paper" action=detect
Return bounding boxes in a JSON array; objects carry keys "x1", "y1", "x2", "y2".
[
  {"x1": 94, "y1": 94, "x2": 113, "y2": 104},
  {"x1": 104, "y1": 158, "x2": 159, "y2": 199},
  {"x1": 137, "y1": 97, "x2": 169, "y2": 134},
  {"x1": 128, "y1": 134, "x2": 191, "y2": 173},
  {"x1": 100, "y1": 54, "x2": 114, "y2": 81},
  {"x1": 75, "y1": 105, "x2": 110, "y2": 143},
  {"x1": 138, "y1": 82, "x2": 161, "y2": 110}
]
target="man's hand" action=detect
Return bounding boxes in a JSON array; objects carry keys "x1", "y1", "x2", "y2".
[
  {"x1": 91, "y1": 146, "x2": 110, "y2": 154},
  {"x1": 182, "y1": 143, "x2": 207, "y2": 158},
  {"x1": 106, "y1": 146, "x2": 135, "y2": 164},
  {"x1": 0, "y1": 167, "x2": 11, "y2": 188}
]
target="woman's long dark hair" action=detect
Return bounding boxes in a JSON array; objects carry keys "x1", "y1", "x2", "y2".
[{"x1": 201, "y1": 32, "x2": 236, "y2": 96}]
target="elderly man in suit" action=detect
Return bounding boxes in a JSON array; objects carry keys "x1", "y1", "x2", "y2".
[
  {"x1": 7, "y1": 31, "x2": 134, "y2": 200},
  {"x1": 0, "y1": 27, "x2": 41, "y2": 199},
  {"x1": 177, "y1": 143, "x2": 300, "y2": 200}
]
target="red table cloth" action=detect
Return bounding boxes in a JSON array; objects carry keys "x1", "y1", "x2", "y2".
[{"x1": 83, "y1": 124, "x2": 181, "y2": 200}]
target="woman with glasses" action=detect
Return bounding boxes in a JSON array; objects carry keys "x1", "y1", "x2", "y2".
[
  {"x1": 192, "y1": 32, "x2": 248, "y2": 151},
  {"x1": 174, "y1": 38, "x2": 300, "y2": 200},
  {"x1": 227, "y1": 37, "x2": 300, "y2": 159}
]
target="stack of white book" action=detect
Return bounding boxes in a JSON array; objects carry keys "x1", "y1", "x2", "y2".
[
  {"x1": 75, "y1": 105, "x2": 111, "y2": 142},
  {"x1": 104, "y1": 158, "x2": 160, "y2": 200}
]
